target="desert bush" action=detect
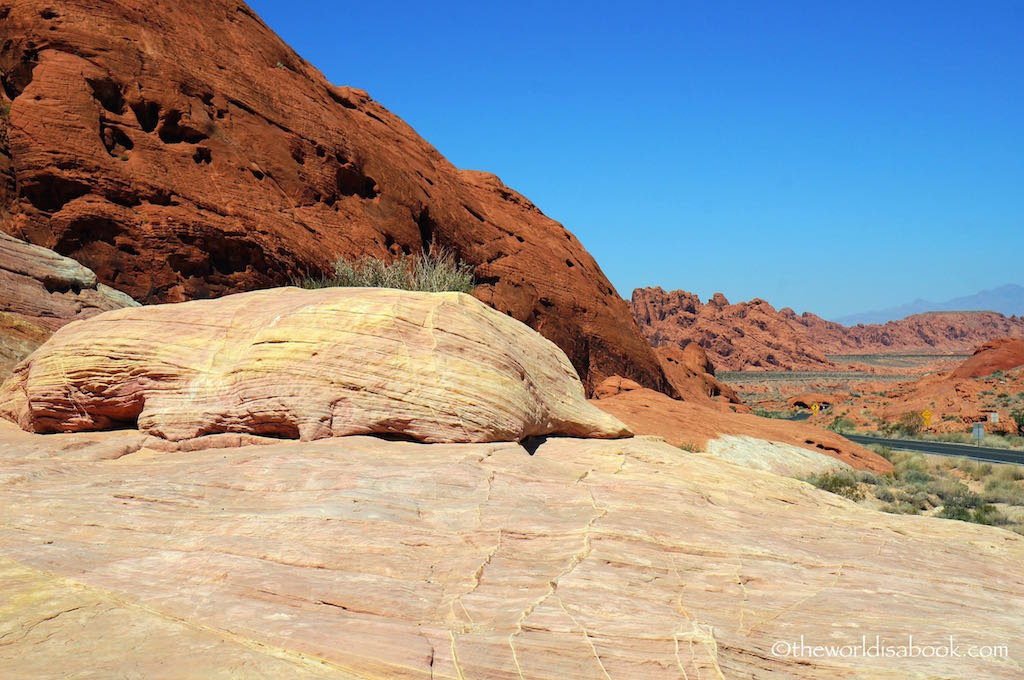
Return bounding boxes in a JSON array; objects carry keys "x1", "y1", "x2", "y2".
[
  {"x1": 827, "y1": 416, "x2": 857, "y2": 433},
  {"x1": 889, "y1": 451, "x2": 933, "y2": 486},
  {"x1": 868, "y1": 444, "x2": 894, "y2": 461},
  {"x1": 297, "y1": 249, "x2": 475, "y2": 293},
  {"x1": 937, "y1": 504, "x2": 973, "y2": 522},
  {"x1": 993, "y1": 464, "x2": 1024, "y2": 482},
  {"x1": 983, "y1": 478, "x2": 1024, "y2": 506},
  {"x1": 895, "y1": 411, "x2": 925, "y2": 436},
  {"x1": 1011, "y1": 408, "x2": 1024, "y2": 436},
  {"x1": 875, "y1": 486, "x2": 896, "y2": 503},
  {"x1": 856, "y1": 470, "x2": 881, "y2": 485},
  {"x1": 751, "y1": 407, "x2": 797, "y2": 419},
  {"x1": 939, "y1": 501, "x2": 1009, "y2": 526},
  {"x1": 807, "y1": 470, "x2": 864, "y2": 501},
  {"x1": 881, "y1": 502, "x2": 920, "y2": 515},
  {"x1": 927, "y1": 478, "x2": 974, "y2": 505}
]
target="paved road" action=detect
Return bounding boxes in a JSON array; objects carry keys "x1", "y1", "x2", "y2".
[{"x1": 844, "y1": 433, "x2": 1024, "y2": 466}]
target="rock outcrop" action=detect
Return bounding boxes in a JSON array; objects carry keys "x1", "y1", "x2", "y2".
[
  {"x1": 654, "y1": 344, "x2": 743, "y2": 407},
  {"x1": 0, "y1": 424, "x2": 1019, "y2": 677},
  {"x1": 0, "y1": 232, "x2": 136, "y2": 376},
  {"x1": 951, "y1": 337, "x2": 1024, "y2": 380},
  {"x1": 0, "y1": 287, "x2": 630, "y2": 444},
  {"x1": 826, "y1": 339, "x2": 1024, "y2": 434},
  {"x1": 631, "y1": 286, "x2": 1024, "y2": 372},
  {"x1": 705, "y1": 434, "x2": 854, "y2": 477},
  {"x1": 592, "y1": 382, "x2": 892, "y2": 473},
  {"x1": 0, "y1": 0, "x2": 669, "y2": 395},
  {"x1": 630, "y1": 287, "x2": 834, "y2": 371}
]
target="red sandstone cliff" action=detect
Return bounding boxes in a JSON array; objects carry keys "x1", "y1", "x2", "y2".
[
  {"x1": 0, "y1": 0, "x2": 670, "y2": 395},
  {"x1": 631, "y1": 286, "x2": 1024, "y2": 372}
]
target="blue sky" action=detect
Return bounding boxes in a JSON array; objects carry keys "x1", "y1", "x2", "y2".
[{"x1": 248, "y1": 0, "x2": 1023, "y2": 319}]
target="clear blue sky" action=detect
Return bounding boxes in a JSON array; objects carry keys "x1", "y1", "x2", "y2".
[{"x1": 248, "y1": 0, "x2": 1023, "y2": 319}]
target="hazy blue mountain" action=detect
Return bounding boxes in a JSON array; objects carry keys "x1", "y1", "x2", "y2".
[{"x1": 834, "y1": 284, "x2": 1024, "y2": 326}]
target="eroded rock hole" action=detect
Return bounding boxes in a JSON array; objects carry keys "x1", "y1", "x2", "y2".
[
  {"x1": 54, "y1": 215, "x2": 125, "y2": 253},
  {"x1": 1, "y1": 46, "x2": 38, "y2": 100},
  {"x1": 131, "y1": 100, "x2": 160, "y2": 133},
  {"x1": 289, "y1": 139, "x2": 305, "y2": 164},
  {"x1": 101, "y1": 124, "x2": 133, "y2": 156},
  {"x1": 334, "y1": 163, "x2": 377, "y2": 199},
  {"x1": 20, "y1": 174, "x2": 89, "y2": 212},
  {"x1": 464, "y1": 204, "x2": 485, "y2": 222},
  {"x1": 157, "y1": 110, "x2": 207, "y2": 144},
  {"x1": 417, "y1": 207, "x2": 436, "y2": 252},
  {"x1": 192, "y1": 147, "x2": 212, "y2": 164},
  {"x1": 87, "y1": 77, "x2": 125, "y2": 114}
]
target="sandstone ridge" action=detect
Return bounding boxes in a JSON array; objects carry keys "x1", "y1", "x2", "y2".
[
  {"x1": 0, "y1": 287, "x2": 630, "y2": 445},
  {"x1": 0, "y1": 426, "x2": 1019, "y2": 677}
]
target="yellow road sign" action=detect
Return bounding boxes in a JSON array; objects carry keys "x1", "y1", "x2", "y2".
[
  {"x1": 922, "y1": 409, "x2": 932, "y2": 427},
  {"x1": 811, "y1": 403, "x2": 820, "y2": 415}
]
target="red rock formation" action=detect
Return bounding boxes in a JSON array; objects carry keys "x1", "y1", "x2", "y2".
[
  {"x1": 805, "y1": 339, "x2": 1024, "y2": 435},
  {"x1": 654, "y1": 345, "x2": 744, "y2": 408},
  {"x1": 0, "y1": 0, "x2": 669, "y2": 395},
  {"x1": 630, "y1": 287, "x2": 833, "y2": 371},
  {"x1": 631, "y1": 287, "x2": 1024, "y2": 372},
  {"x1": 951, "y1": 338, "x2": 1024, "y2": 380}
]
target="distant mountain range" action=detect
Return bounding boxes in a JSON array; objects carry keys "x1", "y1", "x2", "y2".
[{"x1": 833, "y1": 284, "x2": 1024, "y2": 326}]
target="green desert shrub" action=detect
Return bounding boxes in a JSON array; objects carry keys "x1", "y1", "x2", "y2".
[
  {"x1": 926, "y1": 478, "x2": 974, "y2": 505},
  {"x1": 751, "y1": 407, "x2": 798, "y2": 419},
  {"x1": 868, "y1": 444, "x2": 895, "y2": 461},
  {"x1": 881, "y1": 502, "x2": 920, "y2": 515},
  {"x1": 983, "y1": 478, "x2": 1024, "y2": 506},
  {"x1": 1011, "y1": 408, "x2": 1024, "y2": 436},
  {"x1": 939, "y1": 501, "x2": 1009, "y2": 526},
  {"x1": 993, "y1": 464, "x2": 1024, "y2": 482},
  {"x1": 297, "y1": 249, "x2": 476, "y2": 293},
  {"x1": 875, "y1": 486, "x2": 896, "y2": 503},
  {"x1": 807, "y1": 470, "x2": 864, "y2": 501},
  {"x1": 856, "y1": 470, "x2": 881, "y2": 485},
  {"x1": 827, "y1": 416, "x2": 857, "y2": 433}
]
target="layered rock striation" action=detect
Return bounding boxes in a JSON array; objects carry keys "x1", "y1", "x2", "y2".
[
  {"x1": 0, "y1": 232, "x2": 136, "y2": 376},
  {"x1": 0, "y1": 287, "x2": 630, "y2": 444}
]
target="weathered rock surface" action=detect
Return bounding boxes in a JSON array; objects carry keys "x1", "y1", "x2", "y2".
[
  {"x1": 631, "y1": 287, "x2": 1024, "y2": 372},
  {"x1": 0, "y1": 287, "x2": 629, "y2": 444},
  {"x1": 0, "y1": 425, "x2": 1020, "y2": 677},
  {"x1": 952, "y1": 337, "x2": 1024, "y2": 380},
  {"x1": 0, "y1": 232, "x2": 136, "y2": 376},
  {"x1": 654, "y1": 344, "x2": 744, "y2": 408},
  {"x1": 0, "y1": 0, "x2": 669, "y2": 395},
  {"x1": 592, "y1": 383, "x2": 893, "y2": 473},
  {"x1": 705, "y1": 434, "x2": 853, "y2": 477}
]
